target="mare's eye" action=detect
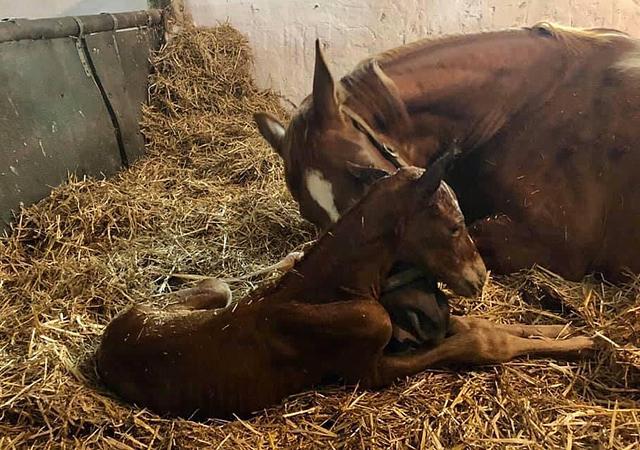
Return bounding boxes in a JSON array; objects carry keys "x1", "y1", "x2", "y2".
[{"x1": 450, "y1": 225, "x2": 462, "y2": 236}]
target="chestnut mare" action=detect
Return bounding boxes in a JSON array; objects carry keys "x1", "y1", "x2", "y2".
[
  {"x1": 97, "y1": 156, "x2": 593, "y2": 419},
  {"x1": 255, "y1": 23, "x2": 640, "y2": 283}
]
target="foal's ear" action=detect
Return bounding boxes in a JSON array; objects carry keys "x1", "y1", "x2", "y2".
[
  {"x1": 417, "y1": 150, "x2": 456, "y2": 197},
  {"x1": 254, "y1": 113, "x2": 286, "y2": 157},
  {"x1": 313, "y1": 39, "x2": 339, "y2": 123},
  {"x1": 346, "y1": 162, "x2": 390, "y2": 185}
]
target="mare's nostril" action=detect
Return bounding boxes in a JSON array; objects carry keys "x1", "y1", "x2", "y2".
[
  {"x1": 407, "y1": 310, "x2": 420, "y2": 328},
  {"x1": 415, "y1": 320, "x2": 435, "y2": 342},
  {"x1": 462, "y1": 279, "x2": 477, "y2": 296}
]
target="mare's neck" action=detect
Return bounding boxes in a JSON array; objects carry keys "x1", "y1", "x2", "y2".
[{"x1": 346, "y1": 29, "x2": 589, "y2": 164}]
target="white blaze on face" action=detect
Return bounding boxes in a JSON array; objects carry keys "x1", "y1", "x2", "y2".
[{"x1": 305, "y1": 169, "x2": 341, "y2": 223}]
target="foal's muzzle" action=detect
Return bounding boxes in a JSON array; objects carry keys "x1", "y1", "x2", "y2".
[{"x1": 448, "y1": 258, "x2": 487, "y2": 298}]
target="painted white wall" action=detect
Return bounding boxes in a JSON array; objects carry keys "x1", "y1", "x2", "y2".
[
  {"x1": 0, "y1": 0, "x2": 148, "y2": 20},
  {"x1": 186, "y1": 0, "x2": 640, "y2": 108}
]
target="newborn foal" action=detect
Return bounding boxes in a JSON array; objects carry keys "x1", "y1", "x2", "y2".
[{"x1": 97, "y1": 158, "x2": 594, "y2": 419}]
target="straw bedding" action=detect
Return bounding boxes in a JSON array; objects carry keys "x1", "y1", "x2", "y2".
[{"x1": 1, "y1": 21, "x2": 639, "y2": 449}]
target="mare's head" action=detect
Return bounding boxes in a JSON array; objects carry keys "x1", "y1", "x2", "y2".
[
  {"x1": 255, "y1": 40, "x2": 411, "y2": 230},
  {"x1": 344, "y1": 151, "x2": 487, "y2": 298},
  {"x1": 257, "y1": 40, "x2": 486, "y2": 297}
]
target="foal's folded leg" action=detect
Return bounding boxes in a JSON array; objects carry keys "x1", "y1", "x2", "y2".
[
  {"x1": 167, "y1": 278, "x2": 232, "y2": 310},
  {"x1": 223, "y1": 251, "x2": 305, "y2": 281}
]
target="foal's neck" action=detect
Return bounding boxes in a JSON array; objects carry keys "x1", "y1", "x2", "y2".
[{"x1": 278, "y1": 202, "x2": 399, "y2": 302}]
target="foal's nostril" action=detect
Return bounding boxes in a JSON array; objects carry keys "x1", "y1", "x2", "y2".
[
  {"x1": 415, "y1": 318, "x2": 435, "y2": 341},
  {"x1": 413, "y1": 309, "x2": 451, "y2": 343}
]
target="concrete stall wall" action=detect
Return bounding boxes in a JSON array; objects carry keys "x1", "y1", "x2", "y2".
[
  {"x1": 185, "y1": 0, "x2": 640, "y2": 108},
  {"x1": 1, "y1": 0, "x2": 149, "y2": 20},
  {"x1": 0, "y1": 12, "x2": 163, "y2": 232}
]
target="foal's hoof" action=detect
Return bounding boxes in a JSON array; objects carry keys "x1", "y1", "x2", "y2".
[
  {"x1": 278, "y1": 251, "x2": 305, "y2": 272},
  {"x1": 563, "y1": 336, "x2": 599, "y2": 360}
]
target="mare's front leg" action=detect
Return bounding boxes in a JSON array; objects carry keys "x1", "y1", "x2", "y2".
[
  {"x1": 166, "y1": 278, "x2": 232, "y2": 310},
  {"x1": 468, "y1": 214, "x2": 587, "y2": 280},
  {"x1": 369, "y1": 318, "x2": 595, "y2": 387}
]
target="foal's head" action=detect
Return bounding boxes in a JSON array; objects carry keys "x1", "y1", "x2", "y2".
[{"x1": 357, "y1": 153, "x2": 487, "y2": 298}]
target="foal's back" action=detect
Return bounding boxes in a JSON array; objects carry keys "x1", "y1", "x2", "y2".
[{"x1": 97, "y1": 298, "x2": 314, "y2": 418}]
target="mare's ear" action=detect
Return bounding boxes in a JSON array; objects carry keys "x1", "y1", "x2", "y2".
[
  {"x1": 313, "y1": 39, "x2": 340, "y2": 123},
  {"x1": 416, "y1": 150, "x2": 456, "y2": 198},
  {"x1": 346, "y1": 162, "x2": 390, "y2": 185},
  {"x1": 254, "y1": 113, "x2": 286, "y2": 157}
]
